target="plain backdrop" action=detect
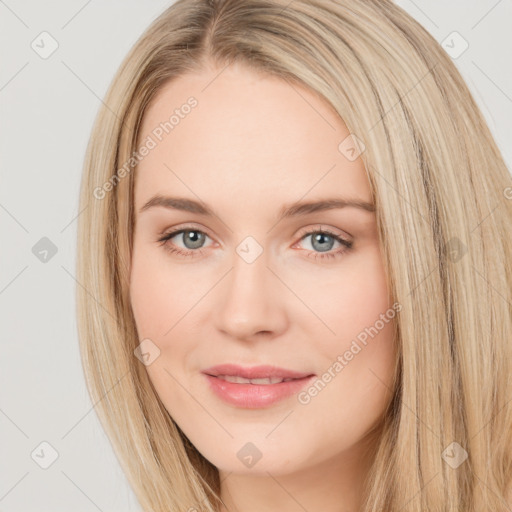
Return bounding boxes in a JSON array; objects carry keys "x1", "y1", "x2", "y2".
[{"x1": 1, "y1": 1, "x2": 511, "y2": 510}]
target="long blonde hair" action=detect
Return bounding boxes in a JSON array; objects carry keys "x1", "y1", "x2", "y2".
[{"x1": 76, "y1": 0, "x2": 512, "y2": 510}]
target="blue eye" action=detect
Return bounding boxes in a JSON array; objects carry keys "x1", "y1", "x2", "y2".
[
  {"x1": 157, "y1": 228, "x2": 212, "y2": 257},
  {"x1": 157, "y1": 227, "x2": 353, "y2": 261},
  {"x1": 298, "y1": 230, "x2": 353, "y2": 261}
]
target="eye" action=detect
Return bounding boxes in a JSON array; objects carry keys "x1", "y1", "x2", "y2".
[
  {"x1": 157, "y1": 225, "x2": 353, "y2": 261},
  {"x1": 294, "y1": 227, "x2": 353, "y2": 261},
  {"x1": 157, "y1": 227, "x2": 213, "y2": 257}
]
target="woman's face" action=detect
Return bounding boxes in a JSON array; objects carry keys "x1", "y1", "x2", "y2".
[{"x1": 129, "y1": 61, "x2": 397, "y2": 478}]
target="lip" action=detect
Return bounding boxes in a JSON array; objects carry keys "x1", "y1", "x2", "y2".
[
  {"x1": 201, "y1": 364, "x2": 316, "y2": 408},
  {"x1": 202, "y1": 364, "x2": 313, "y2": 380}
]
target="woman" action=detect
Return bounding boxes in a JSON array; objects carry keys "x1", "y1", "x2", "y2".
[{"x1": 76, "y1": 0, "x2": 512, "y2": 510}]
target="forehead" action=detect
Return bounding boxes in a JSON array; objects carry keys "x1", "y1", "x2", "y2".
[{"x1": 135, "y1": 63, "x2": 372, "y2": 210}]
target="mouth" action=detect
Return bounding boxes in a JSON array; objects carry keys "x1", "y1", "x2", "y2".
[
  {"x1": 201, "y1": 364, "x2": 316, "y2": 408},
  {"x1": 212, "y1": 375, "x2": 299, "y2": 385},
  {"x1": 202, "y1": 363, "x2": 314, "y2": 380}
]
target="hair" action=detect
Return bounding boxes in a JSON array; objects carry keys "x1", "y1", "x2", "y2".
[{"x1": 75, "y1": 0, "x2": 512, "y2": 510}]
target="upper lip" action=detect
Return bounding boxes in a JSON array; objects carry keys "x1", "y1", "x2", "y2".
[{"x1": 202, "y1": 364, "x2": 314, "y2": 380}]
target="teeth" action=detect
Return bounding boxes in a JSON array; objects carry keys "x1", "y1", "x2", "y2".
[{"x1": 217, "y1": 375, "x2": 295, "y2": 385}]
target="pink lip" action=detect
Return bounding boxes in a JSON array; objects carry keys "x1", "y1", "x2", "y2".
[{"x1": 201, "y1": 364, "x2": 315, "y2": 408}]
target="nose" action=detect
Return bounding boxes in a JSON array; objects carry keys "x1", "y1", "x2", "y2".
[{"x1": 212, "y1": 248, "x2": 289, "y2": 341}]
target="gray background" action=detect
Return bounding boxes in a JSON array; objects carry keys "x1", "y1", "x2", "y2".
[{"x1": 1, "y1": 1, "x2": 511, "y2": 510}]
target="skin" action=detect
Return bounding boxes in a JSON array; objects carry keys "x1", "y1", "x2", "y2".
[{"x1": 129, "y1": 60, "x2": 397, "y2": 512}]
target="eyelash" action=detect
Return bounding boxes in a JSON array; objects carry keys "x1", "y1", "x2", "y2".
[{"x1": 156, "y1": 226, "x2": 353, "y2": 261}]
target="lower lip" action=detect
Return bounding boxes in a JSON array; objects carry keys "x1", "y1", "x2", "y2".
[{"x1": 203, "y1": 374, "x2": 315, "y2": 408}]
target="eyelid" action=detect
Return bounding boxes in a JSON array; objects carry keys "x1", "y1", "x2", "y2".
[
  {"x1": 160, "y1": 223, "x2": 217, "y2": 242},
  {"x1": 295, "y1": 224, "x2": 351, "y2": 242}
]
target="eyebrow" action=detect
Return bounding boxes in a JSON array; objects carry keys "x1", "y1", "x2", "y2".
[{"x1": 139, "y1": 195, "x2": 376, "y2": 221}]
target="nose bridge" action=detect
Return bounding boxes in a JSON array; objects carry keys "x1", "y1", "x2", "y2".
[{"x1": 213, "y1": 241, "x2": 287, "y2": 339}]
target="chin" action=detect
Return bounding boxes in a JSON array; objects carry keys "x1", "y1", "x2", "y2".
[{"x1": 198, "y1": 440, "x2": 312, "y2": 477}]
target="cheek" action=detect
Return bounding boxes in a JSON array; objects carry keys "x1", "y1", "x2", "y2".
[
  {"x1": 129, "y1": 247, "x2": 206, "y2": 383},
  {"x1": 129, "y1": 247, "x2": 199, "y2": 339},
  {"x1": 299, "y1": 318, "x2": 396, "y2": 446},
  {"x1": 302, "y1": 243, "x2": 392, "y2": 340},
  {"x1": 129, "y1": 250, "x2": 193, "y2": 406},
  {"x1": 305, "y1": 244, "x2": 397, "y2": 418},
  {"x1": 129, "y1": 262, "x2": 170, "y2": 340}
]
